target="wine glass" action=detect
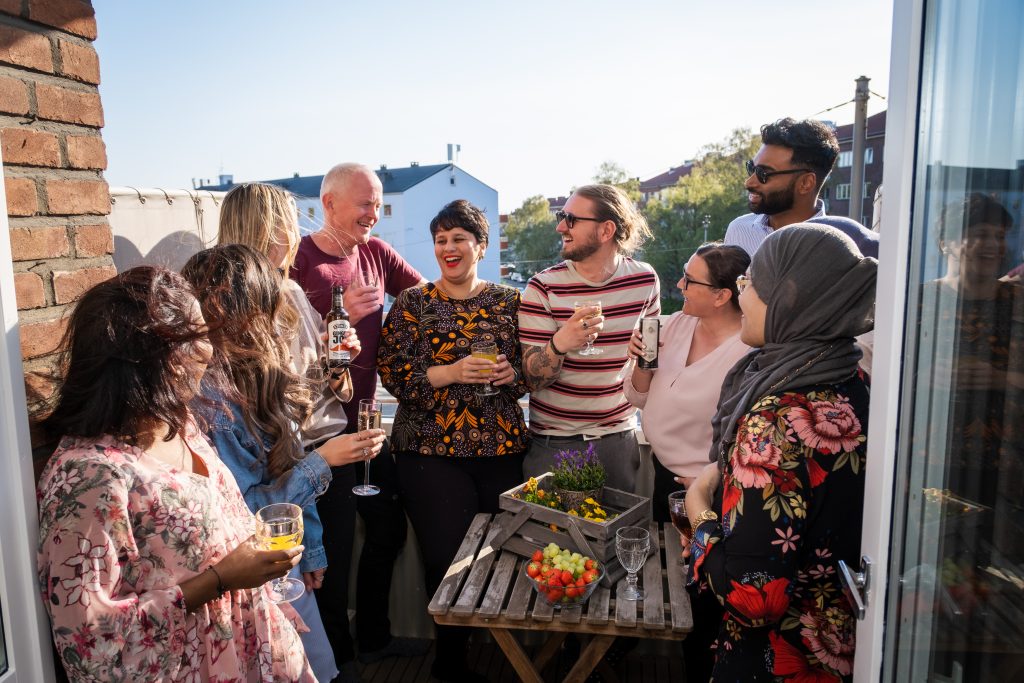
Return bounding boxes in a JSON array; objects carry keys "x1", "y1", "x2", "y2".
[
  {"x1": 615, "y1": 526, "x2": 650, "y2": 601},
  {"x1": 668, "y1": 490, "x2": 691, "y2": 566},
  {"x1": 471, "y1": 340, "x2": 500, "y2": 397},
  {"x1": 353, "y1": 399, "x2": 382, "y2": 496},
  {"x1": 574, "y1": 300, "x2": 603, "y2": 356},
  {"x1": 255, "y1": 503, "x2": 305, "y2": 603}
]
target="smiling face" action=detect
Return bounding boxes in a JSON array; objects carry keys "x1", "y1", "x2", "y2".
[
  {"x1": 557, "y1": 194, "x2": 605, "y2": 262},
  {"x1": 738, "y1": 279, "x2": 768, "y2": 347},
  {"x1": 322, "y1": 169, "x2": 383, "y2": 246},
  {"x1": 745, "y1": 144, "x2": 804, "y2": 215},
  {"x1": 434, "y1": 226, "x2": 484, "y2": 286},
  {"x1": 947, "y1": 222, "x2": 1008, "y2": 281},
  {"x1": 678, "y1": 254, "x2": 718, "y2": 317}
]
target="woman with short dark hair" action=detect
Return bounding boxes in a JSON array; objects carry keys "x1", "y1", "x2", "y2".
[{"x1": 36, "y1": 266, "x2": 316, "y2": 682}]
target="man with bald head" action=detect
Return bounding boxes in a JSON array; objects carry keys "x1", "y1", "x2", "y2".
[{"x1": 291, "y1": 163, "x2": 426, "y2": 680}]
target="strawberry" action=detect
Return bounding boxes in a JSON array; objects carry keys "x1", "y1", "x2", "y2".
[
  {"x1": 532, "y1": 550, "x2": 543, "y2": 563},
  {"x1": 527, "y1": 562, "x2": 540, "y2": 578},
  {"x1": 584, "y1": 559, "x2": 595, "y2": 571},
  {"x1": 561, "y1": 570, "x2": 574, "y2": 585}
]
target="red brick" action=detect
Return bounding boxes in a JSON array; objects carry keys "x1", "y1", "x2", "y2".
[
  {"x1": 0, "y1": 75, "x2": 30, "y2": 115},
  {"x1": 9, "y1": 226, "x2": 69, "y2": 259},
  {"x1": 57, "y1": 39, "x2": 99, "y2": 84},
  {"x1": 14, "y1": 271, "x2": 45, "y2": 309},
  {"x1": 35, "y1": 84, "x2": 103, "y2": 127},
  {"x1": 53, "y1": 264, "x2": 115, "y2": 304},
  {"x1": 65, "y1": 133, "x2": 106, "y2": 169},
  {"x1": 72, "y1": 223, "x2": 112, "y2": 257},
  {"x1": 24, "y1": 370, "x2": 57, "y2": 405},
  {"x1": 1, "y1": 128, "x2": 60, "y2": 167},
  {"x1": 18, "y1": 314, "x2": 68, "y2": 360},
  {"x1": 0, "y1": 0, "x2": 23, "y2": 18},
  {"x1": 0, "y1": 24, "x2": 53, "y2": 73},
  {"x1": 27, "y1": 0, "x2": 96, "y2": 40},
  {"x1": 44, "y1": 178, "x2": 109, "y2": 215},
  {"x1": 4, "y1": 176, "x2": 38, "y2": 216}
]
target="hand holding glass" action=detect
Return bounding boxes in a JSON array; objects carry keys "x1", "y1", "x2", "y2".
[
  {"x1": 353, "y1": 399, "x2": 382, "y2": 496},
  {"x1": 255, "y1": 503, "x2": 305, "y2": 603},
  {"x1": 471, "y1": 340, "x2": 500, "y2": 397},
  {"x1": 615, "y1": 526, "x2": 650, "y2": 601},
  {"x1": 574, "y1": 300, "x2": 603, "y2": 356}
]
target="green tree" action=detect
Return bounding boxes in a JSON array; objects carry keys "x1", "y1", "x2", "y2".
[
  {"x1": 592, "y1": 160, "x2": 640, "y2": 202},
  {"x1": 504, "y1": 195, "x2": 560, "y2": 277},
  {"x1": 641, "y1": 128, "x2": 760, "y2": 313}
]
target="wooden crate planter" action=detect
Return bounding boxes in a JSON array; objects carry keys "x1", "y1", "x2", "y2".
[{"x1": 494, "y1": 473, "x2": 652, "y2": 587}]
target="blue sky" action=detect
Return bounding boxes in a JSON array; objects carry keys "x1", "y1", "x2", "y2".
[{"x1": 94, "y1": 0, "x2": 893, "y2": 212}]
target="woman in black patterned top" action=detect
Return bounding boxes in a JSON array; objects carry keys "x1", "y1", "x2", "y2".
[{"x1": 378, "y1": 200, "x2": 528, "y2": 683}]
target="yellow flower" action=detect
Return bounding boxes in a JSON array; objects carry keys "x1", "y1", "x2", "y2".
[
  {"x1": 568, "y1": 509, "x2": 579, "y2": 516},
  {"x1": 584, "y1": 498, "x2": 597, "y2": 505},
  {"x1": 537, "y1": 490, "x2": 545, "y2": 499}
]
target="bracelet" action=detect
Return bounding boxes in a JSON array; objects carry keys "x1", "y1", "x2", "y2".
[
  {"x1": 548, "y1": 336, "x2": 567, "y2": 356},
  {"x1": 207, "y1": 564, "x2": 227, "y2": 597}
]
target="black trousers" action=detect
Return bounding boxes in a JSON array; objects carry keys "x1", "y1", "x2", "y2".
[
  {"x1": 396, "y1": 451, "x2": 524, "y2": 674},
  {"x1": 315, "y1": 434, "x2": 408, "y2": 665}
]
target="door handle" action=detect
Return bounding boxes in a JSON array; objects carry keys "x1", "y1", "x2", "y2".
[{"x1": 838, "y1": 555, "x2": 872, "y2": 620}]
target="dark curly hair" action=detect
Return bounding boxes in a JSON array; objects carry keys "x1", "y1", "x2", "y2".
[
  {"x1": 38, "y1": 266, "x2": 221, "y2": 446},
  {"x1": 760, "y1": 118, "x2": 840, "y2": 190},
  {"x1": 936, "y1": 192, "x2": 1013, "y2": 244},
  {"x1": 429, "y1": 199, "x2": 490, "y2": 246}
]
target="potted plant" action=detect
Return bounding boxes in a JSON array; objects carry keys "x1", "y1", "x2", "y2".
[{"x1": 551, "y1": 442, "x2": 607, "y2": 511}]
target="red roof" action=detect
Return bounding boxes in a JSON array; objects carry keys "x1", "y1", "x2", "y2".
[
  {"x1": 639, "y1": 163, "x2": 693, "y2": 194},
  {"x1": 832, "y1": 110, "x2": 887, "y2": 142}
]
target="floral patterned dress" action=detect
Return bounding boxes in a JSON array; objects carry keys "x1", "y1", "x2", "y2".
[
  {"x1": 37, "y1": 427, "x2": 316, "y2": 683},
  {"x1": 692, "y1": 375, "x2": 869, "y2": 682}
]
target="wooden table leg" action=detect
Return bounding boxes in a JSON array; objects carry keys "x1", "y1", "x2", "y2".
[
  {"x1": 534, "y1": 630, "x2": 568, "y2": 673},
  {"x1": 489, "y1": 627, "x2": 544, "y2": 683},
  {"x1": 564, "y1": 634, "x2": 616, "y2": 683}
]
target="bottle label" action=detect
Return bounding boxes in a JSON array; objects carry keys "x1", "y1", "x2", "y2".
[
  {"x1": 328, "y1": 319, "x2": 351, "y2": 362},
  {"x1": 639, "y1": 318, "x2": 660, "y2": 369}
]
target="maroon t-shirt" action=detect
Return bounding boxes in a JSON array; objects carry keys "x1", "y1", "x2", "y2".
[{"x1": 290, "y1": 235, "x2": 423, "y2": 428}]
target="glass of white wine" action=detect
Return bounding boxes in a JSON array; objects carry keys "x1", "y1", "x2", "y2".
[
  {"x1": 574, "y1": 300, "x2": 603, "y2": 356},
  {"x1": 615, "y1": 526, "x2": 650, "y2": 601},
  {"x1": 471, "y1": 340, "x2": 500, "y2": 397},
  {"x1": 255, "y1": 502, "x2": 305, "y2": 603},
  {"x1": 353, "y1": 399, "x2": 382, "y2": 496}
]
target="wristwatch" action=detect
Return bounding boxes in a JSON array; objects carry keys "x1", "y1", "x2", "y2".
[{"x1": 693, "y1": 509, "x2": 719, "y2": 526}]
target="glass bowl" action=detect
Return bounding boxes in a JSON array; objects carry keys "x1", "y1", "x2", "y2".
[{"x1": 526, "y1": 560, "x2": 605, "y2": 608}]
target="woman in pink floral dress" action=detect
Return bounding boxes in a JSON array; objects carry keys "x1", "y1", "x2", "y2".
[
  {"x1": 36, "y1": 266, "x2": 316, "y2": 682},
  {"x1": 685, "y1": 225, "x2": 876, "y2": 682}
]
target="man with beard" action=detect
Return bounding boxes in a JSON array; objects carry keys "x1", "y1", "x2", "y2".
[
  {"x1": 725, "y1": 118, "x2": 878, "y2": 258},
  {"x1": 518, "y1": 184, "x2": 660, "y2": 493}
]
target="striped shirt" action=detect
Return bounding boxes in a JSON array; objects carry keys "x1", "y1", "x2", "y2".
[{"x1": 520, "y1": 258, "x2": 660, "y2": 436}]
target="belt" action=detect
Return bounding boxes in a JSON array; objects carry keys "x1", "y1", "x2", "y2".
[{"x1": 534, "y1": 429, "x2": 633, "y2": 446}]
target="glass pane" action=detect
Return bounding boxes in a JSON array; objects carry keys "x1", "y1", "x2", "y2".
[
  {"x1": 0, "y1": 594, "x2": 6, "y2": 675},
  {"x1": 888, "y1": 0, "x2": 1024, "y2": 680}
]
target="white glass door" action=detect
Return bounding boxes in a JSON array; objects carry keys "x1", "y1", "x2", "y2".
[{"x1": 856, "y1": 0, "x2": 1024, "y2": 680}]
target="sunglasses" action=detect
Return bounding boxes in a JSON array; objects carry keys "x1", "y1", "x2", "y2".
[
  {"x1": 735, "y1": 274, "x2": 752, "y2": 293},
  {"x1": 745, "y1": 159, "x2": 814, "y2": 184},
  {"x1": 682, "y1": 272, "x2": 716, "y2": 290},
  {"x1": 555, "y1": 210, "x2": 603, "y2": 229}
]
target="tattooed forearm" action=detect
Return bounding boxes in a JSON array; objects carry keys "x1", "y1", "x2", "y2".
[{"x1": 521, "y1": 343, "x2": 563, "y2": 391}]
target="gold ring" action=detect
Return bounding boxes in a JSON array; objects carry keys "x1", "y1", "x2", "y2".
[{"x1": 582, "y1": 321, "x2": 588, "y2": 329}]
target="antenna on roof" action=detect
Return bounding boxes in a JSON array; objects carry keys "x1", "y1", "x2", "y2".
[{"x1": 447, "y1": 143, "x2": 461, "y2": 164}]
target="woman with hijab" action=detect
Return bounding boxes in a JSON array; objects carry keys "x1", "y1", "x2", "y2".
[{"x1": 685, "y1": 224, "x2": 876, "y2": 682}]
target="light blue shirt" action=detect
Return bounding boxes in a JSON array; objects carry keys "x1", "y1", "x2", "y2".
[{"x1": 723, "y1": 199, "x2": 827, "y2": 256}]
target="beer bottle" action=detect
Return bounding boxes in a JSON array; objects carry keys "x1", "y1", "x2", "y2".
[
  {"x1": 637, "y1": 317, "x2": 660, "y2": 370},
  {"x1": 325, "y1": 285, "x2": 351, "y2": 370}
]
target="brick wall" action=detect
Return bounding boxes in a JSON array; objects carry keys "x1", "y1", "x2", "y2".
[{"x1": 1, "y1": 0, "x2": 113, "y2": 448}]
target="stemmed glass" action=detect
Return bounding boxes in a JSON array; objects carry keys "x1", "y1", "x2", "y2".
[
  {"x1": 574, "y1": 300, "x2": 603, "y2": 356},
  {"x1": 255, "y1": 503, "x2": 305, "y2": 603},
  {"x1": 615, "y1": 526, "x2": 650, "y2": 601},
  {"x1": 471, "y1": 340, "x2": 500, "y2": 397},
  {"x1": 668, "y1": 491, "x2": 691, "y2": 567},
  {"x1": 353, "y1": 399, "x2": 382, "y2": 496}
]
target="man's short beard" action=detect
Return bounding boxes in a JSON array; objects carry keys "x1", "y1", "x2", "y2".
[
  {"x1": 749, "y1": 181, "x2": 797, "y2": 215},
  {"x1": 561, "y1": 241, "x2": 601, "y2": 261}
]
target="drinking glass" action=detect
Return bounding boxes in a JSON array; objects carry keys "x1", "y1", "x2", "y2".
[
  {"x1": 353, "y1": 399, "x2": 382, "y2": 496},
  {"x1": 359, "y1": 268, "x2": 378, "y2": 290},
  {"x1": 615, "y1": 526, "x2": 650, "y2": 601},
  {"x1": 471, "y1": 340, "x2": 500, "y2": 397},
  {"x1": 255, "y1": 502, "x2": 305, "y2": 603},
  {"x1": 668, "y1": 490, "x2": 691, "y2": 567},
  {"x1": 574, "y1": 300, "x2": 603, "y2": 356}
]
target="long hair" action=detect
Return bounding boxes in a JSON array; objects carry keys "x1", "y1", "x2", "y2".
[
  {"x1": 182, "y1": 245, "x2": 311, "y2": 478},
  {"x1": 38, "y1": 266, "x2": 219, "y2": 445},
  {"x1": 218, "y1": 182, "x2": 301, "y2": 272}
]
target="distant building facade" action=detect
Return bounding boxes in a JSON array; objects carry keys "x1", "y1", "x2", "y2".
[
  {"x1": 639, "y1": 163, "x2": 694, "y2": 203},
  {"x1": 822, "y1": 110, "x2": 887, "y2": 227},
  {"x1": 199, "y1": 163, "x2": 500, "y2": 283}
]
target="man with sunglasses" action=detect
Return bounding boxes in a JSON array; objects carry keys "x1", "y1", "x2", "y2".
[
  {"x1": 518, "y1": 184, "x2": 660, "y2": 495},
  {"x1": 724, "y1": 118, "x2": 877, "y2": 259}
]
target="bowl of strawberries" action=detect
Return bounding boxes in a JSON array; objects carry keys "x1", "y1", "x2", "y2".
[{"x1": 525, "y1": 542, "x2": 604, "y2": 608}]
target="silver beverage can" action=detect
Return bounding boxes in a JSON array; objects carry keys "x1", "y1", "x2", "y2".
[{"x1": 638, "y1": 317, "x2": 660, "y2": 369}]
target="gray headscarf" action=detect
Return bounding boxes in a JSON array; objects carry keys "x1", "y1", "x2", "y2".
[{"x1": 709, "y1": 224, "x2": 877, "y2": 464}]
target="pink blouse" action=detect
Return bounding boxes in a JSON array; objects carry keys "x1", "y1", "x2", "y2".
[
  {"x1": 37, "y1": 426, "x2": 315, "y2": 683},
  {"x1": 623, "y1": 313, "x2": 751, "y2": 478}
]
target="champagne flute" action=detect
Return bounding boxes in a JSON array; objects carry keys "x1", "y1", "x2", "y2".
[
  {"x1": 615, "y1": 526, "x2": 650, "y2": 601},
  {"x1": 668, "y1": 490, "x2": 691, "y2": 567},
  {"x1": 255, "y1": 502, "x2": 305, "y2": 603},
  {"x1": 353, "y1": 399, "x2": 382, "y2": 496},
  {"x1": 471, "y1": 340, "x2": 500, "y2": 397},
  {"x1": 574, "y1": 300, "x2": 603, "y2": 356}
]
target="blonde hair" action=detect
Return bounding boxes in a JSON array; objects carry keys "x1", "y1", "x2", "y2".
[
  {"x1": 573, "y1": 184, "x2": 653, "y2": 255},
  {"x1": 218, "y1": 183, "x2": 301, "y2": 272}
]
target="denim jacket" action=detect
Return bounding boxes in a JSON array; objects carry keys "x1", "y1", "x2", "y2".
[{"x1": 200, "y1": 396, "x2": 331, "y2": 573}]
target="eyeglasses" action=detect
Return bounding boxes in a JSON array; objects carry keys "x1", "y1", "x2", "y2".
[
  {"x1": 555, "y1": 210, "x2": 603, "y2": 229},
  {"x1": 682, "y1": 272, "x2": 716, "y2": 290},
  {"x1": 735, "y1": 274, "x2": 752, "y2": 293},
  {"x1": 745, "y1": 159, "x2": 814, "y2": 184}
]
